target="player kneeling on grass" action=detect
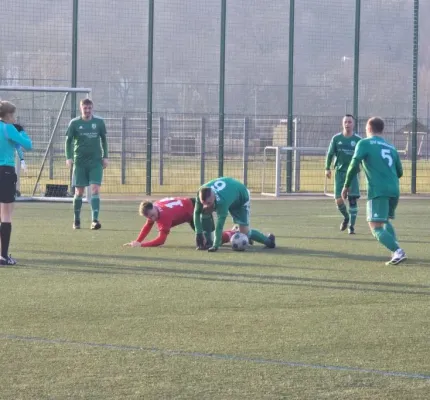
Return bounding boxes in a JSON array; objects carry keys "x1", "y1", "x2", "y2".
[
  {"x1": 123, "y1": 197, "x2": 235, "y2": 248},
  {"x1": 342, "y1": 117, "x2": 406, "y2": 266},
  {"x1": 194, "y1": 177, "x2": 275, "y2": 252}
]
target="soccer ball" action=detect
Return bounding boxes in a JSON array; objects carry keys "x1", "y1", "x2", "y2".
[{"x1": 230, "y1": 232, "x2": 249, "y2": 251}]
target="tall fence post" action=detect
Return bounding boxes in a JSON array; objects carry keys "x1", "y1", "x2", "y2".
[
  {"x1": 146, "y1": 0, "x2": 155, "y2": 195},
  {"x1": 411, "y1": 0, "x2": 419, "y2": 194},
  {"x1": 293, "y1": 118, "x2": 300, "y2": 192},
  {"x1": 159, "y1": 116, "x2": 164, "y2": 185},
  {"x1": 353, "y1": 0, "x2": 361, "y2": 121},
  {"x1": 70, "y1": 0, "x2": 79, "y2": 193},
  {"x1": 243, "y1": 117, "x2": 249, "y2": 186},
  {"x1": 200, "y1": 117, "x2": 206, "y2": 185},
  {"x1": 71, "y1": 0, "x2": 78, "y2": 119},
  {"x1": 218, "y1": 0, "x2": 227, "y2": 177},
  {"x1": 286, "y1": 0, "x2": 295, "y2": 193},
  {"x1": 121, "y1": 116, "x2": 126, "y2": 184},
  {"x1": 49, "y1": 116, "x2": 55, "y2": 179}
]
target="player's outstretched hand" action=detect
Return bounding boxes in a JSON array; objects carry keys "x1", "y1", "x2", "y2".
[
  {"x1": 66, "y1": 159, "x2": 73, "y2": 168},
  {"x1": 123, "y1": 241, "x2": 141, "y2": 248},
  {"x1": 13, "y1": 123, "x2": 24, "y2": 132},
  {"x1": 207, "y1": 247, "x2": 218, "y2": 252},
  {"x1": 195, "y1": 233, "x2": 205, "y2": 250},
  {"x1": 102, "y1": 158, "x2": 109, "y2": 169},
  {"x1": 20, "y1": 160, "x2": 27, "y2": 171},
  {"x1": 325, "y1": 169, "x2": 331, "y2": 179}
]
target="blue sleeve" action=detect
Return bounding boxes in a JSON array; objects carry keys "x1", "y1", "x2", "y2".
[
  {"x1": 15, "y1": 144, "x2": 25, "y2": 160},
  {"x1": 5, "y1": 125, "x2": 32, "y2": 150}
]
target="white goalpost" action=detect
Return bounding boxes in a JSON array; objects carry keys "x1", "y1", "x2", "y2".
[
  {"x1": 261, "y1": 145, "x2": 367, "y2": 198},
  {"x1": 0, "y1": 86, "x2": 92, "y2": 202},
  {"x1": 261, "y1": 146, "x2": 332, "y2": 197}
]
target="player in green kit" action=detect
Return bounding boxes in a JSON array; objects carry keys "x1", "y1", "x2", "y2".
[
  {"x1": 342, "y1": 117, "x2": 406, "y2": 265},
  {"x1": 193, "y1": 177, "x2": 275, "y2": 252},
  {"x1": 325, "y1": 115, "x2": 361, "y2": 234},
  {"x1": 65, "y1": 99, "x2": 108, "y2": 230}
]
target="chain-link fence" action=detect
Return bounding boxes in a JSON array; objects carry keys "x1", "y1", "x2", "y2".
[{"x1": 1, "y1": 1, "x2": 429, "y2": 196}]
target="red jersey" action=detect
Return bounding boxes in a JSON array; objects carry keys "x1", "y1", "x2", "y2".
[{"x1": 136, "y1": 197, "x2": 195, "y2": 246}]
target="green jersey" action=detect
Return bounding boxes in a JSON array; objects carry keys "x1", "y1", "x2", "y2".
[
  {"x1": 194, "y1": 177, "x2": 250, "y2": 248},
  {"x1": 344, "y1": 136, "x2": 403, "y2": 199},
  {"x1": 325, "y1": 132, "x2": 361, "y2": 172},
  {"x1": 65, "y1": 116, "x2": 108, "y2": 164}
]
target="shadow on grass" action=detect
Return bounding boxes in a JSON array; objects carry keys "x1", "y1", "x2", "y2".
[
  {"x1": 13, "y1": 256, "x2": 430, "y2": 297},
  {"x1": 18, "y1": 249, "x2": 337, "y2": 272},
  {"x1": 280, "y1": 235, "x2": 430, "y2": 245}
]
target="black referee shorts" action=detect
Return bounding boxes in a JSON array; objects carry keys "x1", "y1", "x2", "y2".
[{"x1": 0, "y1": 166, "x2": 17, "y2": 204}]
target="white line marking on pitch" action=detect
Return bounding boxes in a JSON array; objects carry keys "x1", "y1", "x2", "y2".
[{"x1": 1, "y1": 334, "x2": 429, "y2": 380}]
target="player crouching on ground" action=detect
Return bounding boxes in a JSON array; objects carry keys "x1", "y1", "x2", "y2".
[
  {"x1": 123, "y1": 197, "x2": 235, "y2": 248},
  {"x1": 194, "y1": 177, "x2": 275, "y2": 252},
  {"x1": 342, "y1": 117, "x2": 406, "y2": 266}
]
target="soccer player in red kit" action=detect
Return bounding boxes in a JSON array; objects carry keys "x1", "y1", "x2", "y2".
[{"x1": 123, "y1": 197, "x2": 234, "y2": 248}]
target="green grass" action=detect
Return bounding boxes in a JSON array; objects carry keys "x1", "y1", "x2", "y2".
[{"x1": 0, "y1": 199, "x2": 429, "y2": 399}]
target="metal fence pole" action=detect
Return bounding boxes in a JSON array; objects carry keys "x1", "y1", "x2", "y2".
[
  {"x1": 411, "y1": 0, "x2": 419, "y2": 194},
  {"x1": 70, "y1": 0, "x2": 79, "y2": 193},
  {"x1": 159, "y1": 116, "x2": 164, "y2": 185},
  {"x1": 49, "y1": 116, "x2": 55, "y2": 179},
  {"x1": 200, "y1": 117, "x2": 206, "y2": 185},
  {"x1": 353, "y1": 0, "x2": 361, "y2": 121},
  {"x1": 71, "y1": 0, "x2": 78, "y2": 119},
  {"x1": 243, "y1": 117, "x2": 249, "y2": 186},
  {"x1": 146, "y1": 0, "x2": 154, "y2": 195},
  {"x1": 286, "y1": 0, "x2": 295, "y2": 193},
  {"x1": 218, "y1": 0, "x2": 227, "y2": 177},
  {"x1": 121, "y1": 116, "x2": 126, "y2": 184}
]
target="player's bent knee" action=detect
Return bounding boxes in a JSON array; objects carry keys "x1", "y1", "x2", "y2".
[
  {"x1": 75, "y1": 187, "x2": 85, "y2": 197},
  {"x1": 91, "y1": 184, "x2": 100, "y2": 195},
  {"x1": 239, "y1": 225, "x2": 249, "y2": 235},
  {"x1": 348, "y1": 196, "x2": 358, "y2": 208},
  {"x1": 335, "y1": 198, "x2": 344, "y2": 206},
  {"x1": 0, "y1": 203, "x2": 14, "y2": 222},
  {"x1": 368, "y1": 221, "x2": 384, "y2": 230}
]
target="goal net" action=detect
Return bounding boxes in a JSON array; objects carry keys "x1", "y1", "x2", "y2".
[{"x1": 0, "y1": 86, "x2": 92, "y2": 202}]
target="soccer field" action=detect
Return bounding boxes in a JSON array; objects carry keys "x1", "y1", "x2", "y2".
[{"x1": 0, "y1": 199, "x2": 429, "y2": 399}]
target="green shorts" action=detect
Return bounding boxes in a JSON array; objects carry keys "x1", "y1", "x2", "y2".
[
  {"x1": 335, "y1": 171, "x2": 360, "y2": 199},
  {"x1": 229, "y1": 191, "x2": 251, "y2": 226},
  {"x1": 366, "y1": 196, "x2": 399, "y2": 222},
  {"x1": 73, "y1": 162, "x2": 103, "y2": 187}
]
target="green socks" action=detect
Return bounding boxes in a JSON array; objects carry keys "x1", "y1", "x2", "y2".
[
  {"x1": 384, "y1": 221, "x2": 398, "y2": 242},
  {"x1": 372, "y1": 227, "x2": 399, "y2": 252},
  {"x1": 91, "y1": 194, "x2": 100, "y2": 221},
  {"x1": 248, "y1": 229, "x2": 268, "y2": 245},
  {"x1": 74, "y1": 194, "x2": 101, "y2": 222},
  {"x1": 349, "y1": 205, "x2": 358, "y2": 227},
  {"x1": 73, "y1": 195, "x2": 83, "y2": 221},
  {"x1": 337, "y1": 203, "x2": 349, "y2": 220}
]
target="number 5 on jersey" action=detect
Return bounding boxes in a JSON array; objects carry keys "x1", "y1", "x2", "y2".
[{"x1": 381, "y1": 149, "x2": 393, "y2": 167}]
